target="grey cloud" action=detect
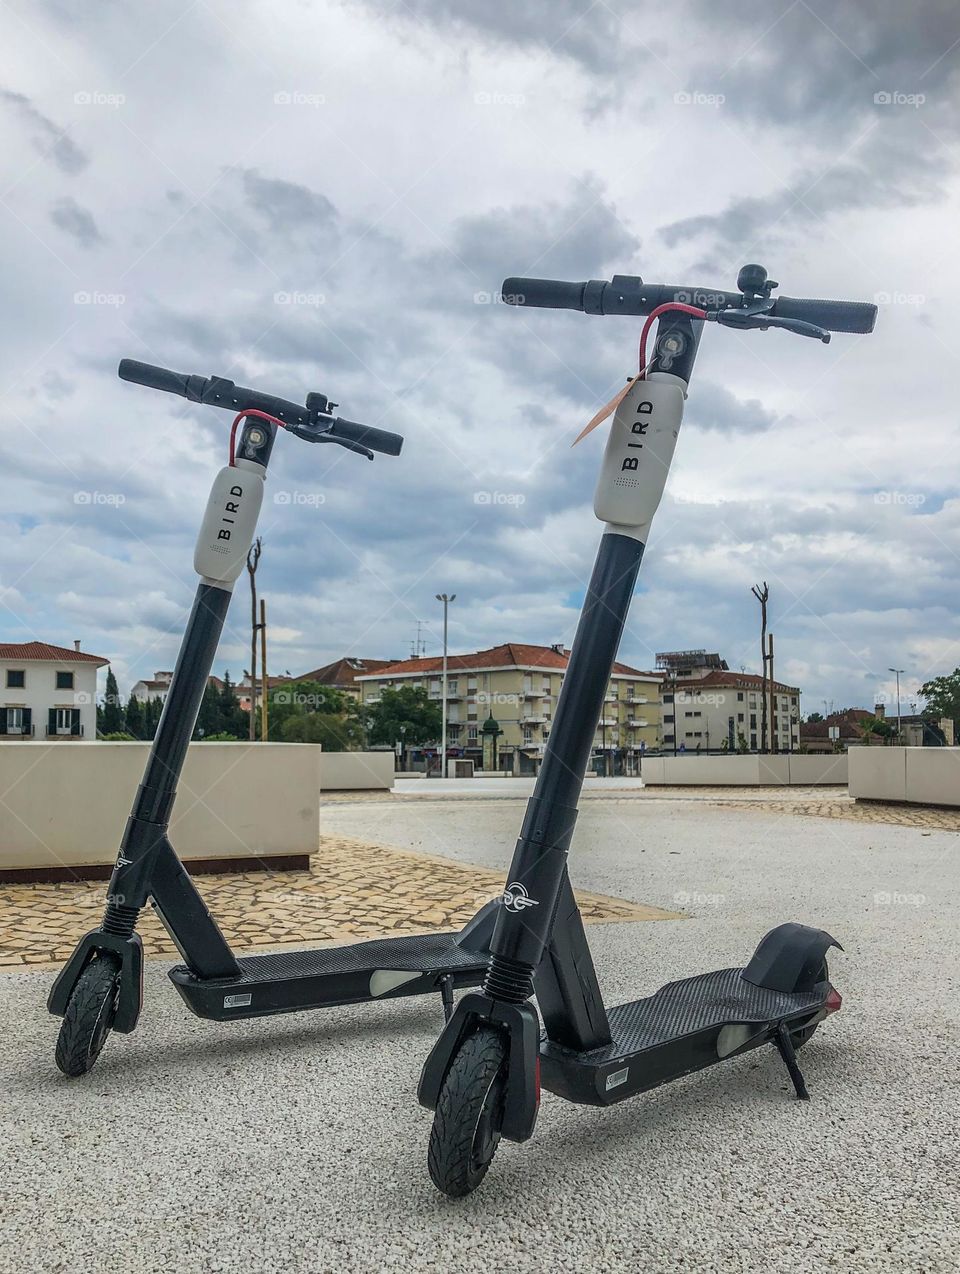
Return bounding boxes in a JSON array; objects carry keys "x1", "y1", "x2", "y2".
[
  {"x1": 49, "y1": 196, "x2": 104, "y2": 247},
  {"x1": 1, "y1": 88, "x2": 88, "y2": 173},
  {"x1": 355, "y1": 0, "x2": 631, "y2": 76},
  {"x1": 239, "y1": 168, "x2": 338, "y2": 232}
]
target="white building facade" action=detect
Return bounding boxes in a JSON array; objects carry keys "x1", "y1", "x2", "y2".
[{"x1": 0, "y1": 642, "x2": 109, "y2": 741}]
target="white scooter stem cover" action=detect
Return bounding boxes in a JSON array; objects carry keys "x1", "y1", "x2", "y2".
[
  {"x1": 193, "y1": 463, "x2": 264, "y2": 585},
  {"x1": 593, "y1": 375, "x2": 685, "y2": 540}
]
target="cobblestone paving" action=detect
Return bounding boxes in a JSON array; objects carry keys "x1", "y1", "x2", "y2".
[
  {"x1": 720, "y1": 796, "x2": 960, "y2": 830},
  {"x1": 0, "y1": 833, "x2": 677, "y2": 969}
]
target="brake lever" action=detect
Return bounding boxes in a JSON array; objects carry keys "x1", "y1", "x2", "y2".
[
  {"x1": 707, "y1": 308, "x2": 831, "y2": 343},
  {"x1": 282, "y1": 418, "x2": 375, "y2": 459}
]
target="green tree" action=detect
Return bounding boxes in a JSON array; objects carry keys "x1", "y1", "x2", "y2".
[
  {"x1": 194, "y1": 682, "x2": 223, "y2": 738},
  {"x1": 268, "y1": 680, "x2": 364, "y2": 751},
  {"x1": 918, "y1": 668, "x2": 960, "y2": 735},
  {"x1": 366, "y1": 685, "x2": 441, "y2": 748},
  {"x1": 124, "y1": 693, "x2": 145, "y2": 740},
  {"x1": 99, "y1": 668, "x2": 124, "y2": 735},
  {"x1": 806, "y1": 711, "x2": 824, "y2": 723},
  {"x1": 218, "y1": 671, "x2": 248, "y2": 739}
]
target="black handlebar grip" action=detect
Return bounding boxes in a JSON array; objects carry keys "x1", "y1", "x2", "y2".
[
  {"x1": 117, "y1": 359, "x2": 197, "y2": 398},
  {"x1": 772, "y1": 296, "x2": 877, "y2": 334},
  {"x1": 500, "y1": 277, "x2": 587, "y2": 310},
  {"x1": 331, "y1": 417, "x2": 403, "y2": 457}
]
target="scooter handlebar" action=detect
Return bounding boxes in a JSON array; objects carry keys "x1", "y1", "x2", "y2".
[
  {"x1": 117, "y1": 359, "x2": 403, "y2": 455},
  {"x1": 500, "y1": 276, "x2": 877, "y2": 334},
  {"x1": 329, "y1": 417, "x2": 403, "y2": 457}
]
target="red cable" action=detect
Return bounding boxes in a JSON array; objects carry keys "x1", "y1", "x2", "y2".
[
  {"x1": 229, "y1": 408, "x2": 287, "y2": 465},
  {"x1": 638, "y1": 302, "x2": 707, "y2": 378}
]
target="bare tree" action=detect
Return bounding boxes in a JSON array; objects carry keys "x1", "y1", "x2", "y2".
[
  {"x1": 751, "y1": 582, "x2": 769, "y2": 754},
  {"x1": 246, "y1": 537, "x2": 262, "y2": 741}
]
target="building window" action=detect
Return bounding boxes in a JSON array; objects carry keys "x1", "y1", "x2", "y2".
[
  {"x1": 448, "y1": 679, "x2": 458, "y2": 694},
  {"x1": 6, "y1": 707, "x2": 23, "y2": 730},
  {"x1": 522, "y1": 728, "x2": 533, "y2": 744},
  {"x1": 750, "y1": 733, "x2": 757, "y2": 748},
  {"x1": 737, "y1": 713, "x2": 744, "y2": 723},
  {"x1": 55, "y1": 708, "x2": 73, "y2": 731},
  {"x1": 663, "y1": 693, "x2": 674, "y2": 703},
  {"x1": 467, "y1": 725, "x2": 478, "y2": 741},
  {"x1": 750, "y1": 713, "x2": 757, "y2": 728},
  {"x1": 56, "y1": 671, "x2": 75, "y2": 690},
  {"x1": 6, "y1": 670, "x2": 25, "y2": 688},
  {"x1": 663, "y1": 714, "x2": 675, "y2": 723},
  {"x1": 737, "y1": 691, "x2": 744, "y2": 701}
]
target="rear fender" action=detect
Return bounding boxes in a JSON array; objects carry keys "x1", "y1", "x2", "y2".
[{"x1": 741, "y1": 922, "x2": 842, "y2": 993}]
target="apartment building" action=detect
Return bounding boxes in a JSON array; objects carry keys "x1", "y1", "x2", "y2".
[
  {"x1": 0, "y1": 641, "x2": 109, "y2": 740},
  {"x1": 356, "y1": 642, "x2": 662, "y2": 774},
  {"x1": 657, "y1": 650, "x2": 801, "y2": 753},
  {"x1": 131, "y1": 670, "x2": 225, "y2": 703}
]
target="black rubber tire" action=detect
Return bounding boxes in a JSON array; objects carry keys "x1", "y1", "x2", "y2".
[
  {"x1": 427, "y1": 1027, "x2": 508, "y2": 1198},
  {"x1": 790, "y1": 959, "x2": 829, "y2": 1051},
  {"x1": 55, "y1": 957, "x2": 120, "y2": 1077}
]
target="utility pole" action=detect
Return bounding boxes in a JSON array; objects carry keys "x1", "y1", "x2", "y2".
[
  {"x1": 435, "y1": 593, "x2": 456, "y2": 778},
  {"x1": 888, "y1": 667, "x2": 904, "y2": 742},
  {"x1": 246, "y1": 537, "x2": 262, "y2": 740},
  {"x1": 751, "y1": 582, "x2": 769, "y2": 754},
  {"x1": 260, "y1": 598, "x2": 269, "y2": 742},
  {"x1": 768, "y1": 632, "x2": 776, "y2": 753}
]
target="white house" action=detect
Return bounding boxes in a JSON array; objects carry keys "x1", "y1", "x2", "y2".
[
  {"x1": 0, "y1": 641, "x2": 109, "y2": 740},
  {"x1": 129, "y1": 670, "x2": 174, "y2": 702}
]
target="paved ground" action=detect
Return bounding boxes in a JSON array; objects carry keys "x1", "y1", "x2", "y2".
[
  {"x1": 0, "y1": 833, "x2": 667, "y2": 969},
  {"x1": 1, "y1": 791, "x2": 957, "y2": 1272}
]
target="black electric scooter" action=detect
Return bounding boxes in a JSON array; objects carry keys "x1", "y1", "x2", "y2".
[
  {"x1": 49, "y1": 359, "x2": 495, "y2": 1077},
  {"x1": 419, "y1": 264, "x2": 876, "y2": 1195}
]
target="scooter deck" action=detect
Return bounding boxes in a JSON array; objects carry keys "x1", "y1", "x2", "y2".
[
  {"x1": 169, "y1": 930, "x2": 489, "y2": 1021},
  {"x1": 539, "y1": 967, "x2": 828, "y2": 1106}
]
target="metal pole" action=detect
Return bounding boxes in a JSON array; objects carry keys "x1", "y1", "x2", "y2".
[
  {"x1": 889, "y1": 667, "x2": 904, "y2": 741},
  {"x1": 436, "y1": 593, "x2": 456, "y2": 778},
  {"x1": 259, "y1": 597, "x2": 268, "y2": 742}
]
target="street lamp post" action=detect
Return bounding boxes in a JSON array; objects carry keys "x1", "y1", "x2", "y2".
[
  {"x1": 436, "y1": 593, "x2": 456, "y2": 778},
  {"x1": 888, "y1": 667, "x2": 904, "y2": 741}
]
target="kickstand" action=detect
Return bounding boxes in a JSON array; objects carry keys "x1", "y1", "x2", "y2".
[
  {"x1": 439, "y1": 975, "x2": 454, "y2": 1023},
  {"x1": 773, "y1": 1023, "x2": 810, "y2": 1101}
]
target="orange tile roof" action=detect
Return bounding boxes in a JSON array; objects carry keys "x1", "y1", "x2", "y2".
[
  {"x1": 0, "y1": 641, "x2": 108, "y2": 666},
  {"x1": 357, "y1": 642, "x2": 656, "y2": 679}
]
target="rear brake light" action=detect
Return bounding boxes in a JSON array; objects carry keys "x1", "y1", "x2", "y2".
[{"x1": 825, "y1": 987, "x2": 842, "y2": 1015}]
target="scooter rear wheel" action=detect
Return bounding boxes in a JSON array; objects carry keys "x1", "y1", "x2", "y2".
[
  {"x1": 427, "y1": 1026, "x2": 508, "y2": 1197},
  {"x1": 55, "y1": 956, "x2": 120, "y2": 1077}
]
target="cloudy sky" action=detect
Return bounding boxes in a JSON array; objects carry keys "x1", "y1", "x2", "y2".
[{"x1": 2, "y1": 0, "x2": 958, "y2": 715}]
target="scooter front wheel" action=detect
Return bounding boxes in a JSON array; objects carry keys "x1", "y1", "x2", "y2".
[
  {"x1": 55, "y1": 956, "x2": 120, "y2": 1077},
  {"x1": 427, "y1": 1026, "x2": 508, "y2": 1197}
]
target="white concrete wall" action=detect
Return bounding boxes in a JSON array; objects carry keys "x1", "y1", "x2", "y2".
[
  {"x1": 318, "y1": 751, "x2": 395, "y2": 790},
  {"x1": 0, "y1": 742, "x2": 323, "y2": 871},
  {"x1": 642, "y1": 754, "x2": 848, "y2": 786},
  {"x1": 849, "y1": 747, "x2": 960, "y2": 806}
]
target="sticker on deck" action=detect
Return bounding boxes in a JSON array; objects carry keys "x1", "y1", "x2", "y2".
[
  {"x1": 223, "y1": 993, "x2": 253, "y2": 1009},
  {"x1": 605, "y1": 1067, "x2": 629, "y2": 1091}
]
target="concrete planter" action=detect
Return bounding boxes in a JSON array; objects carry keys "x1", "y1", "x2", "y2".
[
  {"x1": 849, "y1": 746, "x2": 960, "y2": 807},
  {"x1": 642, "y1": 753, "x2": 848, "y2": 786},
  {"x1": 0, "y1": 742, "x2": 393, "y2": 879}
]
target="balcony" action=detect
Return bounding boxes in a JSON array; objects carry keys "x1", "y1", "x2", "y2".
[
  {"x1": 45, "y1": 725, "x2": 85, "y2": 738},
  {"x1": 521, "y1": 714, "x2": 547, "y2": 725},
  {"x1": 0, "y1": 724, "x2": 35, "y2": 739},
  {"x1": 626, "y1": 718, "x2": 649, "y2": 728},
  {"x1": 599, "y1": 716, "x2": 618, "y2": 727},
  {"x1": 624, "y1": 694, "x2": 649, "y2": 705}
]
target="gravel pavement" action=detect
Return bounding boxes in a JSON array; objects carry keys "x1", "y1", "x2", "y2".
[{"x1": 1, "y1": 794, "x2": 957, "y2": 1273}]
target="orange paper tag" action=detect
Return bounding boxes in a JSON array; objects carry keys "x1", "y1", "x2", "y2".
[{"x1": 572, "y1": 377, "x2": 636, "y2": 446}]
